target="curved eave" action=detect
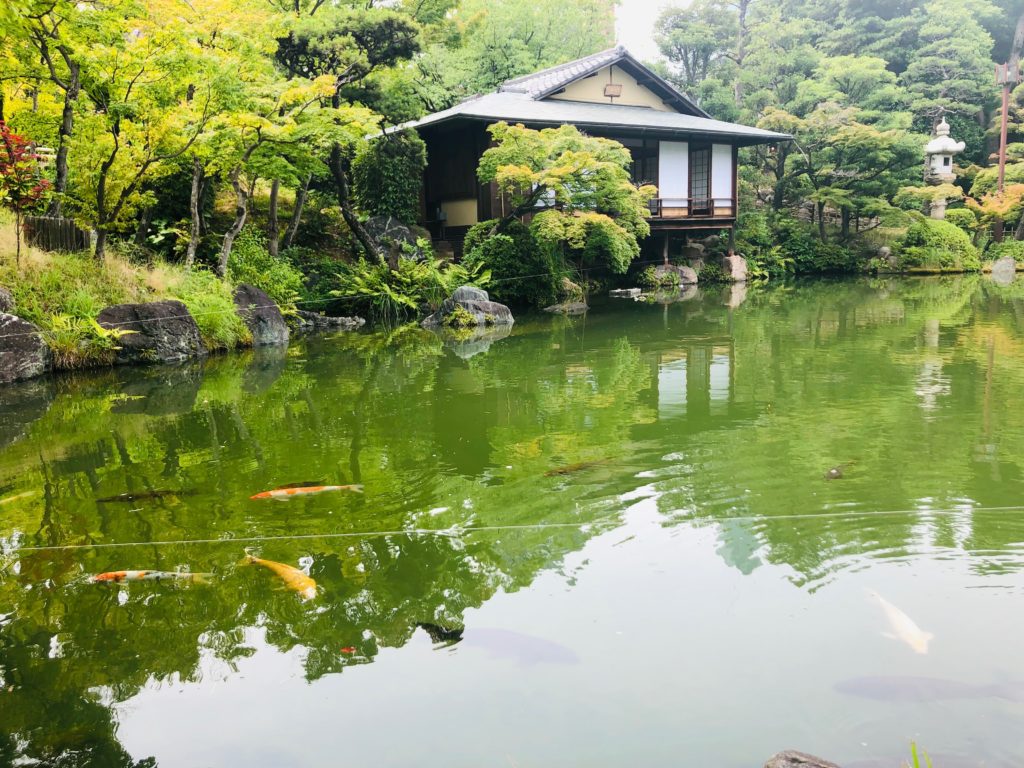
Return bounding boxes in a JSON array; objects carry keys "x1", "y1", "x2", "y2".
[{"x1": 397, "y1": 111, "x2": 791, "y2": 148}]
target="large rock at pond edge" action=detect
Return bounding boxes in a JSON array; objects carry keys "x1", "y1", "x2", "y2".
[
  {"x1": 422, "y1": 285, "x2": 514, "y2": 328},
  {"x1": 722, "y1": 254, "x2": 749, "y2": 282},
  {"x1": 991, "y1": 256, "x2": 1017, "y2": 286},
  {"x1": 764, "y1": 751, "x2": 842, "y2": 768},
  {"x1": 365, "y1": 216, "x2": 432, "y2": 262},
  {"x1": 655, "y1": 264, "x2": 699, "y2": 285},
  {"x1": 0, "y1": 313, "x2": 51, "y2": 385},
  {"x1": 233, "y1": 284, "x2": 289, "y2": 346},
  {"x1": 0, "y1": 376, "x2": 54, "y2": 448},
  {"x1": 97, "y1": 300, "x2": 206, "y2": 365},
  {"x1": 0, "y1": 286, "x2": 14, "y2": 313},
  {"x1": 290, "y1": 310, "x2": 365, "y2": 334},
  {"x1": 543, "y1": 301, "x2": 589, "y2": 315}
]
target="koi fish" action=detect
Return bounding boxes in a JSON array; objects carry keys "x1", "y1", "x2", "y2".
[
  {"x1": 90, "y1": 570, "x2": 211, "y2": 584},
  {"x1": 870, "y1": 590, "x2": 933, "y2": 654},
  {"x1": 96, "y1": 490, "x2": 192, "y2": 503},
  {"x1": 250, "y1": 484, "x2": 363, "y2": 500},
  {"x1": 544, "y1": 460, "x2": 610, "y2": 477},
  {"x1": 243, "y1": 553, "x2": 317, "y2": 600}
]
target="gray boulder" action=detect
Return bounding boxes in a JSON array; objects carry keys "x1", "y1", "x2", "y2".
[
  {"x1": 0, "y1": 313, "x2": 51, "y2": 385},
  {"x1": 764, "y1": 751, "x2": 841, "y2": 768},
  {"x1": 291, "y1": 310, "x2": 365, "y2": 334},
  {"x1": 422, "y1": 285, "x2": 514, "y2": 328},
  {"x1": 722, "y1": 254, "x2": 749, "y2": 282},
  {"x1": 543, "y1": 301, "x2": 589, "y2": 315},
  {"x1": 681, "y1": 243, "x2": 705, "y2": 260},
  {"x1": 0, "y1": 377, "x2": 54, "y2": 448},
  {"x1": 365, "y1": 216, "x2": 431, "y2": 263},
  {"x1": 655, "y1": 264, "x2": 699, "y2": 285},
  {"x1": 991, "y1": 255, "x2": 1017, "y2": 286},
  {"x1": 0, "y1": 286, "x2": 14, "y2": 313},
  {"x1": 233, "y1": 284, "x2": 289, "y2": 346},
  {"x1": 96, "y1": 300, "x2": 206, "y2": 365}
]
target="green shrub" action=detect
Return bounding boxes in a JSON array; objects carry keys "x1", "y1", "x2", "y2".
[
  {"x1": 463, "y1": 218, "x2": 562, "y2": 307},
  {"x1": 352, "y1": 130, "x2": 427, "y2": 222},
  {"x1": 171, "y1": 269, "x2": 252, "y2": 351},
  {"x1": 898, "y1": 218, "x2": 980, "y2": 271},
  {"x1": 985, "y1": 239, "x2": 1024, "y2": 262},
  {"x1": 944, "y1": 207, "x2": 977, "y2": 234},
  {"x1": 227, "y1": 228, "x2": 304, "y2": 310},
  {"x1": 281, "y1": 246, "x2": 345, "y2": 310},
  {"x1": 774, "y1": 216, "x2": 859, "y2": 273},
  {"x1": 444, "y1": 304, "x2": 478, "y2": 329},
  {"x1": 331, "y1": 257, "x2": 490, "y2": 325},
  {"x1": 699, "y1": 262, "x2": 729, "y2": 283}
]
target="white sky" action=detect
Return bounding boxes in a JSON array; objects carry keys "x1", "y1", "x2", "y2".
[{"x1": 615, "y1": 0, "x2": 680, "y2": 62}]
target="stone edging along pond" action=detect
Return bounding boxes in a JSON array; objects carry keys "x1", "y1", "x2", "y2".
[{"x1": 0, "y1": 282, "x2": 365, "y2": 387}]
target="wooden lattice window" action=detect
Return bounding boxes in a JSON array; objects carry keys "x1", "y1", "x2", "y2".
[{"x1": 690, "y1": 144, "x2": 711, "y2": 214}]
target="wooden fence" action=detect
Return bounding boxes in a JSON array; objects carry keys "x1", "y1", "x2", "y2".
[{"x1": 23, "y1": 216, "x2": 91, "y2": 253}]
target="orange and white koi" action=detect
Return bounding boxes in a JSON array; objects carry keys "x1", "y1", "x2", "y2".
[
  {"x1": 242, "y1": 554, "x2": 317, "y2": 600},
  {"x1": 250, "y1": 484, "x2": 363, "y2": 500},
  {"x1": 90, "y1": 570, "x2": 211, "y2": 584}
]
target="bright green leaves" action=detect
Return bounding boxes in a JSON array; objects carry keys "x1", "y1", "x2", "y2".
[{"x1": 478, "y1": 122, "x2": 655, "y2": 275}]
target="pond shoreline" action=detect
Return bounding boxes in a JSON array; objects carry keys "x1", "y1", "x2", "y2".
[{"x1": 0, "y1": 284, "x2": 365, "y2": 387}]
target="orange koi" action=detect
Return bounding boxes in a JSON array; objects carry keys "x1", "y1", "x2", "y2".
[
  {"x1": 250, "y1": 484, "x2": 363, "y2": 500},
  {"x1": 243, "y1": 554, "x2": 317, "y2": 600}
]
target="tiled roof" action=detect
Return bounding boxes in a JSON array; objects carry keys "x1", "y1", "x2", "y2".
[
  {"x1": 500, "y1": 47, "x2": 626, "y2": 98},
  {"x1": 392, "y1": 91, "x2": 791, "y2": 146}
]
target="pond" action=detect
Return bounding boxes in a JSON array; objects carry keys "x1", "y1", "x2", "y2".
[{"x1": 1, "y1": 277, "x2": 1023, "y2": 768}]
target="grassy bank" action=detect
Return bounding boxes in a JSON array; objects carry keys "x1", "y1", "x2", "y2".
[{"x1": 0, "y1": 213, "x2": 250, "y2": 369}]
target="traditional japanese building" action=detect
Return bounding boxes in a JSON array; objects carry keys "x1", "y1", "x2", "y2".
[{"x1": 400, "y1": 46, "x2": 790, "y2": 257}]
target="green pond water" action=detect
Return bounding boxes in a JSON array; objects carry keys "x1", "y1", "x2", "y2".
[{"x1": 2, "y1": 277, "x2": 1024, "y2": 768}]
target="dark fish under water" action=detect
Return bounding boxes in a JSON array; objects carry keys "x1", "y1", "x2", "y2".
[
  {"x1": 96, "y1": 490, "x2": 192, "y2": 503},
  {"x1": 835, "y1": 675, "x2": 1024, "y2": 703},
  {"x1": 420, "y1": 624, "x2": 579, "y2": 666},
  {"x1": 545, "y1": 460, "x2": 610, "y2": 477}
]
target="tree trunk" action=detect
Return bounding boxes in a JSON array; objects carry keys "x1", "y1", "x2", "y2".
[
  {"x1": 771, "y1": 149, "x2": 786, "y2": 210},
  {"x1": 733, "y1": 0, "x2": 750, "y2": 107},
  {"x1": 840, "y1": 207, "x2": 851, "y2": 241},
  {"x1": 198, "y1": 177, "x2": 211, "y2": 236},
  {"x1": 47, "y1": 60, "x2": 79, "y2": 217},
  {"x1": 817, "y1": 202, "x2": 827, "y2": 243},
  {"x1": 217, "y1": 167, "x2": 248, "y2": 278},
  {"x1": 1014, "y1": 212, "x2": 1024, "y2": 241},
  {"x1": 268, "y1": 179, "x2": 280, "y2": 257},
  {"x1": 14, "y1": 210, "x2": 22, "y2": 266},
  {"x1": 185, "y1": 156, "x2": 204, "y2": 269},
  {"x1": 282, "y1": 173, "x2": 311, "y2": 250},
  {"x1": 95, "y1": 227, "x2": 108, "y2": 262},
  {"x1": 133, "y1": 207, "x2": 153, "y2": 247},
  {"x1": 329, "y1": 143, "x2": 385, "y2": 266}
]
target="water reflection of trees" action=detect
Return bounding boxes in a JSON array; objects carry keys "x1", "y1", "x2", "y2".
[{"x1": 3, "y1": 277, "x2": 1024, "y2": 764}]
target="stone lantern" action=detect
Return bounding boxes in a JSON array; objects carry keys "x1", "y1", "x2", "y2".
[
  {"x1": 924, "y1": 118, "x2": 965, "y2": 219},
  {"x1": 924, "y1": 118, "x2": 965, "y2": 184}
]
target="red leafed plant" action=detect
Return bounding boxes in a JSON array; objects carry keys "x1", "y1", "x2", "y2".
[{"x1": 0, "y1": 121, "x2": 51, "y2": 265}]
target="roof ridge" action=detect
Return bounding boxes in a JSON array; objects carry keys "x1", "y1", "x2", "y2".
[{"x1": 499, "y1": 47, "x2": 623, "y2": 93}]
